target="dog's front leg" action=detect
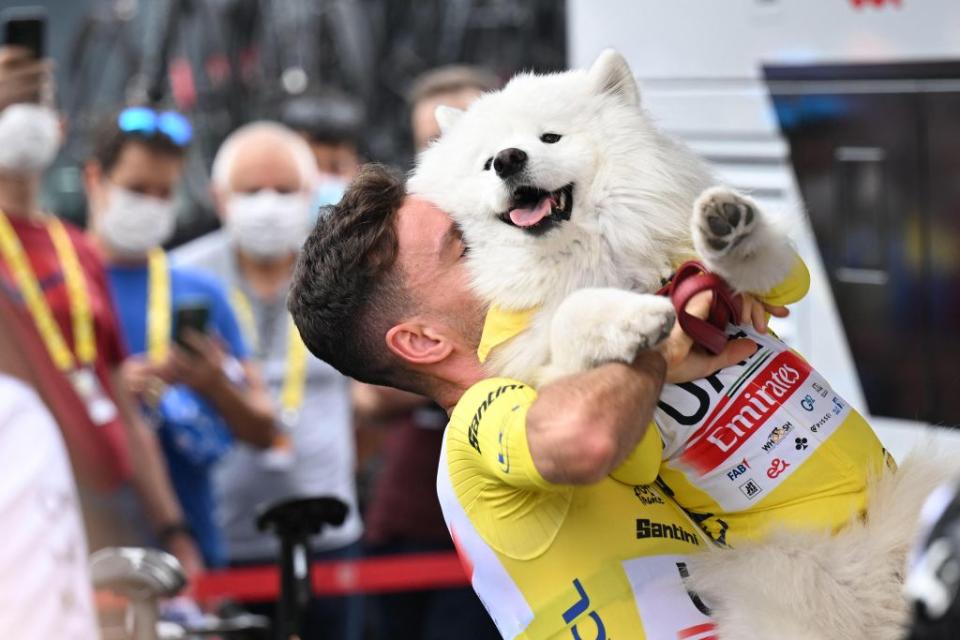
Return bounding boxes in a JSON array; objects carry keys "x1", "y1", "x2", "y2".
[
  {"x1": 536, "y1": 288, "x2": 676, "y2": 385},
  {"x1": 691, "y1": 186, "x2": 796, "y2": 294}
]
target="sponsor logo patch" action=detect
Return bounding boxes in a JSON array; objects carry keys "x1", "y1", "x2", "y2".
[
  {"x1": 634, "y1": 485, "x2": 665, "y2": 505},
  {"x1": 636, "y1": 519, "x2": 701, "y2": 546},
  {"x1": 466, "y1": 384, "x2": 522, "y2": 453},
  {"x1": 739, "y1": 478, "x2": 762, "y2": 500},
  {"x1": 680, "y1": 351, "x2": 811, "y2": 474},
  {"x1": 766, "y1": 457, "x2": 790, "y2": 479},
  {"x1": 725, "y1": 458, "x2": 751, "y2": 481},
  {"x1": 760, "y1": 421, "x2": 794, "y2": 453}
]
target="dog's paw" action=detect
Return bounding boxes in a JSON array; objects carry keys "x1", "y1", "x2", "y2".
[
  {"x1": 548, "y1": 289, "x2": 675, "y2": 377},
  {"x1": 693, "y1": 187, "x2": 759, "y2": 259}
]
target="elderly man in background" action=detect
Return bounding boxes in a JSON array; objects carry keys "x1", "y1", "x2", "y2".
[{"x1": 172, "y1": 121, "x2": 362, "y2": 638}]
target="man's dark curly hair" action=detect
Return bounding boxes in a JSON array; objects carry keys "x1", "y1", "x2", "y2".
[{"x1": 288, "y1": 163, "x2": 424, "y2": 392}]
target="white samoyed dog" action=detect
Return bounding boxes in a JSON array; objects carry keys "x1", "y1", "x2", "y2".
[
  {"x1": 409, "y1": 49, "x2": 794, "y2": 386},
  {"x1": 410, "y1": 50, "x2": 955, "y2": 640}
]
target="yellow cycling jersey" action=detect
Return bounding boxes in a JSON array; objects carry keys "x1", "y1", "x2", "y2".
[
  {"x1": 478, "y1": 256, "x2": 894, "y2": 547},
  {"x1": 440, "y1": 379, "x2": 719, "y2": 639}
]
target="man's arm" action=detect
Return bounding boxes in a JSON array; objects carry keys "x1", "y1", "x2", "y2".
[
  {"x1": 162, "y1": 332, "x2": 276, "y2": 449},
  {"x1": 109, "y1": 368, "x2": 204, "y2": 576},
  {"x1": 526, "y1": 291, "x2": 757, "y2": 485}
]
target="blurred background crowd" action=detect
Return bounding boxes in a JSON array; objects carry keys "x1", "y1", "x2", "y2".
[
  {"x1": 0, "y1": 0, "x2": 566, "y2": 638},
  {"x1": 4, "y1": 0, "x2": 960, "y2": 639}
]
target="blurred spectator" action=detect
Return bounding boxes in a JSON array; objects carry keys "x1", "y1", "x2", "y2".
[
  {"x1": 358, "y1": 64, "x2": 502, "y2": 640},
  {"x1": 173, "y1": 121, "x2": 362, "y2": 638},
  {"x1": 0, "y1": 45, "x2": 202, "y2": 576},
  {"x1": 281, "y1": 91, "x2": 363, "y2": 211},
  {"x1": 0, "y1": 289, "x2": 99, "y2": 640},
  {"x1": 408, "y1": 65, "x2": 500, "y2": 151},
  {"x1": 83, "y1": 108, "x2": 276, "y2": 568}
]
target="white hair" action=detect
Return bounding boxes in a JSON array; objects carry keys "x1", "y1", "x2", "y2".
[{"x1": 211, "y1": 120, "x2": 319, "y2": 191}]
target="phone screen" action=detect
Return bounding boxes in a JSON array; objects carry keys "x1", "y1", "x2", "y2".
[
  {"x1": 2, "y1": 8, "x2": 46, "y2": 59},
  {"x1": 174, "y1": 303, "x2": 210, "y2": 352}
]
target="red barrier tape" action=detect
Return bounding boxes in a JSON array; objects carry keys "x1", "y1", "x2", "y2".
[{"x1": 193, "y1": 551, "x2": 469, "y2": 603}]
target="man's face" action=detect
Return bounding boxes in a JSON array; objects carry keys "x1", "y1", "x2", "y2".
[
  {"x1": 411, "y1": 88, "x2": 483, "y2": 152},
  {"x1": 225, "y1": 138, "x2": 303, "y2": 199},
  {"x1": 87, "y1": 141, "x2": 183, "y2": 224},
  {"x1": 394, "y1": 196, "x2": 485, "y2": 355},
  {"x1": 305, "y1": 138, "x2": 360, "y2": 180}
]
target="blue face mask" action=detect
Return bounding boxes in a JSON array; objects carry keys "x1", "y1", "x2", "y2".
[{"x1": 310, "y1": 178, "x2": 348, "y2": 224}]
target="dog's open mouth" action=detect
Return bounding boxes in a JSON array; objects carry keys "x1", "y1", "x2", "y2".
[{"x1": 497, "y1": 183, "x2": 574, "y2": 235}]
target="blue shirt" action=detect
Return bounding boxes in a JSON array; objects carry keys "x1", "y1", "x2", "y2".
[{"x1": 107, "y1": 259, "x2": 249, "y2": 568}]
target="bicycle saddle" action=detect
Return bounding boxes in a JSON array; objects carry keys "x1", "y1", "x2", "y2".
[{"x1": 256, "y1": 496, "x2": 348, "y2": 538}]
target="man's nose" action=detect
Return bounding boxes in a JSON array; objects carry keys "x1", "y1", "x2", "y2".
[{"x1": 493, "y1": 148, "x2": 527, "y2": 179}]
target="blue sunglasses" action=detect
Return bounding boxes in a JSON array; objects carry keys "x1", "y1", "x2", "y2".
[{"x1": 117, "y1": 107, "x2": 192, "y2": 146}]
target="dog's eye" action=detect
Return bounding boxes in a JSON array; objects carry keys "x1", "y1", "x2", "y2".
[
  {"x1": 540, "y1": 133, "x2": 562, "y2": 144},
  {"x1": 483, "y1": 157, "x2": 493, "y2": 171}
]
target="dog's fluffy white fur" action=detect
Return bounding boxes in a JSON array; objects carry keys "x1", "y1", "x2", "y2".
[
  {"x1": 409, "y1": 49, "x2": 795, "y2": 385},
  {"x1": 689, "y1": 445, "x2": 957, "y2": 640}
]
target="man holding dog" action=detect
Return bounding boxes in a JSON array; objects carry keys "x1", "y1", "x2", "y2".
[{"x1": 288, "y1": 164, "x2": 762, "y2": 638}]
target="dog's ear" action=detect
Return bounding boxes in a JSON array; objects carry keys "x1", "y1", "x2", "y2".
[
  {"x1": 588, "y1": 49, "x2": 639, "y2": 107},
  {"x1": 434, "y1": 105, "x2": 465, "y2": 134}
]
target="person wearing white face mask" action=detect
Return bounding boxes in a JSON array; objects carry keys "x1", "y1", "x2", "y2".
[
  {"x1": 172, "y1": 121, "x2": 363, "y2": 639},
  {"x1": 0, "y1": 46, "x2": 209, "y2": 584},
  {"x1": 84, "y1": 108, "x2": 277, "y2": 569}
]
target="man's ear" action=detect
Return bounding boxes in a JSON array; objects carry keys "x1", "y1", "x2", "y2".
[
  {"x1": 588, "y1": 49, "x2": 639, "y2": 107},
  {"x1": 434, "y1": 105, "x2": 464, "y2": 134},
  {"x1": 385, "y1": 321, "x2": 453, "y2": 365},
  {"x1": 210, "y1": 184, "x2": 228, "y2": 221}
]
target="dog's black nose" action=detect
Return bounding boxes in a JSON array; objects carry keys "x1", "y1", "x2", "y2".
[{"x1": 493, "y1": 148, "x2": 527, "y2": 179}]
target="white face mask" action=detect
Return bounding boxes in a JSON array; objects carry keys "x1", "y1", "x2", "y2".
[
  {"x1": 97, "y1": 185, "x2": 177, "y2": 257},
  {"x1": 0, "y1": 103, "x2": 61, "y2": 173},
  {"x1": 225, "y1": 190, "x2": 309, "y2": 259}
]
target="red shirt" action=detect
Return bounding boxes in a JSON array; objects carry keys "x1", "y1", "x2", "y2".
[
  {"x1": 0, "y1": 216, "x2": 131, "y2": 489},
  {"x1": 364, "y1": 409, "x2": 452, "y2": 547}
]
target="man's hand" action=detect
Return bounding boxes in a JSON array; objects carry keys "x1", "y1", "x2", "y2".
[
  {"x1": 160, "y1": 331, "x2": 229, "y2": 396},
  {"x1": 0, "y1": 46, "x2": 51, "y2": 110},
  {"x1": 739, "y1": 293, "x2": 789, "y2": 334},
  {"x1": 166, "y1": 531, "x2": 204, "y2": 582},
  {"x1": 657, "y1": 291, "x2": 758, "y2": 384}
]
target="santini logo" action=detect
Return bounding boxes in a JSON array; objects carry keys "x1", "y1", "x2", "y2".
[
  {"x1": 467, "y1": 384, "x2": 523, "y2": 453},
  {"x1": 636, "y1": 519, "x2": 700, "y2": 546}
]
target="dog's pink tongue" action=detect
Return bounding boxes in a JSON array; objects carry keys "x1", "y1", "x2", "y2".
[{"x1": 508, "y1": 197, "x2": 552, "y2": 227}]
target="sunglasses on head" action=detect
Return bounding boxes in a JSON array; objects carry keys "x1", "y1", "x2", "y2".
[{"x1": 117, "y1": 107, "x2": 192, "y2": 146}]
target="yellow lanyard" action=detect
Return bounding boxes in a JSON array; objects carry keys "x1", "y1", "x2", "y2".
[
  {"x1": 0, "y1": 211, "x2": 96, "y2": 371},
  {"x1": 231, "y1": 288, "x2": 308, "y2": 419},
  {"x1": 146, "y1": 249, "x2": 171, "y2": 364}
]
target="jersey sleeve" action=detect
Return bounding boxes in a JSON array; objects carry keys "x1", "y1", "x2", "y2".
[
  {"x1": 609, "y1": 424, "x2": 664, "y2": 486},
  {"x1": 447, "y1": 378, "x2": 554, "y2": 491},
  {"x1": 758, "y1": 253, "x2": 810, "y2": 307},
  {"x1": 445, "y1": 378, "x2": 573, "y2": 560}
]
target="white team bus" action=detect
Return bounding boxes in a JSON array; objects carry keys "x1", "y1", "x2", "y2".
[{"x1": 568, "y1": 0, "x2": 960, "y2": 457}]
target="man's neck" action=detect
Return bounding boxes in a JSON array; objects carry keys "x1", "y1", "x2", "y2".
[
  {"x1": 423, "y1": 356, "x2": 485, "y2": 415},
  {"x1": 235, "y1": 248, "x2": 296, "y2": 300},
  {"x1": 0, "y1": 173, "x2": 44, "y2": 221}
]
